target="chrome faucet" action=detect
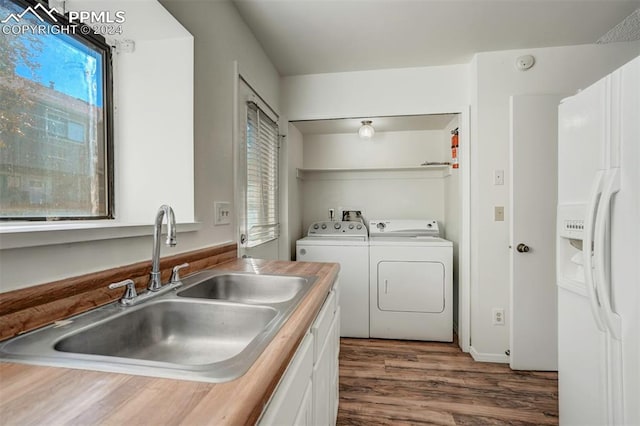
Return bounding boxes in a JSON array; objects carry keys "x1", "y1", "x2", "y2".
[
  {"x1": 109, "y1": 205, "x2": 188, "y2": 306},
  {"x1": 148, "y1": 205, "x2": 177, "y2": 291}
]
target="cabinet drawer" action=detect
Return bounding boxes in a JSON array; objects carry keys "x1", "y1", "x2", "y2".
[
  {"x1": 259, "y1": 332, "x2": 314, "y2": 426},
  {"x1": 311, "y1": 290, "x2": 336, "y2": 362}
]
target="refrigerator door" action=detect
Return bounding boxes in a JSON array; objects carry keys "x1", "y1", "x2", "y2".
[
  {"x1": 557, "y1": 74, "x2": 610, "y2": 425},
  {"x1": 558, "y1": 78, "x2": 608, "y2": 205},
  {"x1": 608, "y1": 56, "x2": 639, "y2": 426},
  {"x1": 558, "y1": 282, "x2": 608, "y2": 426}
]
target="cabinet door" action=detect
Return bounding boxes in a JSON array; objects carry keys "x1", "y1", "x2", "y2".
[
  {"x1": 312, "y1": 339, "x2": 332, "y2": 426},
  {"x1": 313, "y1": 306, "x2": 340, "y2": 426},
  {"x1": 329, "y1": 308, "x2": 340, "y2": 426},
  {"x1": 259, "y1": 333, "x2": 314, "y2": 426},
  {"x1": 293, "y1": 380, "x2": 313, "y2": 426}
]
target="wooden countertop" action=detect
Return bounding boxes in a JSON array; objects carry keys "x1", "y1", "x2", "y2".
[{"x1": 0, "y1": 259, "x2": 339, "y2": 426}]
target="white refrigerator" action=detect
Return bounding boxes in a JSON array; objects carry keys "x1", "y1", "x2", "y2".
[{"x1": 557, "y1": 55, "x2": 639, "y2": 426}]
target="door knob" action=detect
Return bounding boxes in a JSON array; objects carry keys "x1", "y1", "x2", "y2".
[{"x1": 516, "y1": 243, "x2": 530, "y2": 253}]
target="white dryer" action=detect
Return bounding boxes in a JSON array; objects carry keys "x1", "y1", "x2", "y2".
[
  {"x1": 369, "y1": 219, "x2": 453, "y2": 342},
  {"x1": 296, "y1": 221, "x2": 369, "y2": 338}
]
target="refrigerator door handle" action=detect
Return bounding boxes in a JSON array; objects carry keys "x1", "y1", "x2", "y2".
[
  {"x1": 594, "y1": 168, "x2": 622, "y2": 340},
  {"x1": 584, "y1": 170, "x2": 606, "y2": 331}
]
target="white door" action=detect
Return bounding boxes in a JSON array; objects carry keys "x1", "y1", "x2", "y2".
[
  {"x1": 509, "y1": 95, "x2": 563, "y2": 371},
  {"x1": 235, "y1": 78, "x2": 280, "y2": 260}
]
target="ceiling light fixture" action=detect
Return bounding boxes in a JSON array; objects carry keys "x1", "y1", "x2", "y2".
[{"x1": 358, "y1": 120, "x2": 375, "y2": 139}]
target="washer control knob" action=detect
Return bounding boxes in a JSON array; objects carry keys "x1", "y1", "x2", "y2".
[
  {"x1": 321, "y1": 224, "x2": 327, "y2": 230},
  {"x1": 356, "y1": 224, "x2": 362, "y2": 230},
  {"x1": 349, "y1": 224, "x2": 354, "y2": 229},
  {"x1": 427, "y1": 223, "x2": 433, "y2": 228},
  {"x1": 313, "y1": 224, "x2": 319, "y2": 230},
  {"x1": 334, "y1": 223, "x2": 341, "y2": 230},
  {"x1": 376, "y1": 222, "x2": 386, "y2": 230}
]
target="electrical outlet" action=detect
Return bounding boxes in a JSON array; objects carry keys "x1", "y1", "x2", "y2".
[
  {"x1": 494, "y1": 206, "x2": 504, "y2": 221},
  {"x1": 493, "y1": 308, "x2": 505, "y2": 326},
  {"x1": 214, "y1": 201, "x2": 231, "y2": 225}
]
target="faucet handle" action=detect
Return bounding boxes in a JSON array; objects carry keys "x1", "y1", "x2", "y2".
[
  {"x1": 170, "y1": 263, "x2": 189, "y2": 284},
  {"x1": 109, "y1": 279, "x2": 137, "y2": 302}
]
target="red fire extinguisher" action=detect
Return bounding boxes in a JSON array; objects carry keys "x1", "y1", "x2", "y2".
[{"x1": 451, "y1": 128, "x2": 459, "y2": 169}]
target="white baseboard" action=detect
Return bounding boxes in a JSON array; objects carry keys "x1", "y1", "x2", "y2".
[{"x1": 469, "y1": 346, "x2": 509, "y2": 364}]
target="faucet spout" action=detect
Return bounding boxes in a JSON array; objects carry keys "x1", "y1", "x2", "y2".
[
  {"x1": 165, "y1": 207, "x2": 177, "y2": 247},
  {"x1": 149, "y1": 205, "x2": 176, "y2": 291}
]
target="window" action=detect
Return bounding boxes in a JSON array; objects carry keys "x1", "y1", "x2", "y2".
[
  {"x1": 243, "y1": 101, "x2": 279, "y2": 247},
  {"x1": 0, "y1": 0, "x2": 113, "y2": 220}
]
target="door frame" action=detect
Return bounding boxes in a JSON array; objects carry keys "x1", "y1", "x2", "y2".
[
  {"x1": 458, "y1": 106, "x2": 471, "y2": 353},
  {"x1": 283, "y1": 107, "x2": 472, "y2": 353},
  {"x1": 232, "y1": 61, "x2": 281, "y2": 259}
]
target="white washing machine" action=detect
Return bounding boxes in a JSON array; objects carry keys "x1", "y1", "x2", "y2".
[
  {"x1": 296, "y1": 221, "x2": 369, "y2": 338},
  {"x1": 369, "y1": 219, "x2": 453, "y2": 342}
]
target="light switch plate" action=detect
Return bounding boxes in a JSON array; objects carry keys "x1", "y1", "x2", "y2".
[
  {"x1": 214, "y1": 202, "x2": 231, "y2": 225},
  {"x1": 494, "y1": 169, "x2": 504, "y2": 185},
  {"x1": 495, "y1": 206, "x2": 505, "y2": 221}
]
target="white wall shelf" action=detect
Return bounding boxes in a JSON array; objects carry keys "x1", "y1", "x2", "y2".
[{"x1": 296, "y1": 165, "x2": 451, "y2": 180}]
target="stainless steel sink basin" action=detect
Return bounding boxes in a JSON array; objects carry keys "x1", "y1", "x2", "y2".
[
  {"x1": 178, "y1": 273, "x2": 308, "y2": 304},
  {"x1": 55, "y1": 300, "x2": 277, "y2": 365},
  {"x1": 0, "y1": 271, "x2": 316, "y2": 383}
]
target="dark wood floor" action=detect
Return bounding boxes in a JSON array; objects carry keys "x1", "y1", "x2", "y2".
[{"x1": 337, "y1": 338, "x2": 558, "y2": 425}]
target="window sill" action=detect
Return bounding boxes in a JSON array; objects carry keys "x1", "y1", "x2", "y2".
[{"x1": 0, "y1": 221, "x2": 202, "y2": 250}]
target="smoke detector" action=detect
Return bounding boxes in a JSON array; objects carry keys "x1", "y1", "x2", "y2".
[{"x1": 515, "y1": 55, "x2": 535, "y2": 71}]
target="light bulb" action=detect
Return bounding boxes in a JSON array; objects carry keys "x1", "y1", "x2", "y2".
[{"x1": 358, "y1": 120, "x2": 375, "y2": 139}]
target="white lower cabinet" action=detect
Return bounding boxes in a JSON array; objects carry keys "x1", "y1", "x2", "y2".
[{"x1": 259, "y1": 280, "x2": 340, "y2": 426}]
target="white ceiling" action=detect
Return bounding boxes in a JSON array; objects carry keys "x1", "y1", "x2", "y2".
[
  {"x1": 232, "y1": 0, "x2": 640, "y2": 76},
  {"x1": 292, "y1": 114, "x2": 457, "y2": 135}
]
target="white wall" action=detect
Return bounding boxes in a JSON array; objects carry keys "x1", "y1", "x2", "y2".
[
  {"x1": 160, "y1": 0, "x2": 279, "y2": 247},
  {"x1": 282, "y1": 64, "x2": 469, "y2": 120},
  {"x1": 298, "y1": 128, "x2": 450, "y2": 230},
  {"x1": 469, "y1": 42, "x2": 640, "y2": 360},
  {"x1": 0, "y1": 0, "x2": 280, "y2": 292},
  {"x1": 302, "y1": 175, "x2": 446, "y2": 230},
  {"x1": 285, "y1": 124, "x2": 304, "y2": 259},
  {"x1": 302, "y1": 130, "x2": 447, "y2": 169}
]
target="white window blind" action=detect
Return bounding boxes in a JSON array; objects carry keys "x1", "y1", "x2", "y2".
[{"x1": 244, "y1": 101, "x2": 279, "y2": 247}]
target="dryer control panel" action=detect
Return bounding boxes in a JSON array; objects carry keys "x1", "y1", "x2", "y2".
[
  {"x1": 369, "y1": 219, "x2": 440, "y2": 237},
  {"x1": 307, "y1": 221, "x2": 368, "y2": 238}
]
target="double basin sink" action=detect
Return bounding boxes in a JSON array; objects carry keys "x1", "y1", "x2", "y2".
[{"x1": 0, "y1": 271, "x2": 316, "y2": 383}]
